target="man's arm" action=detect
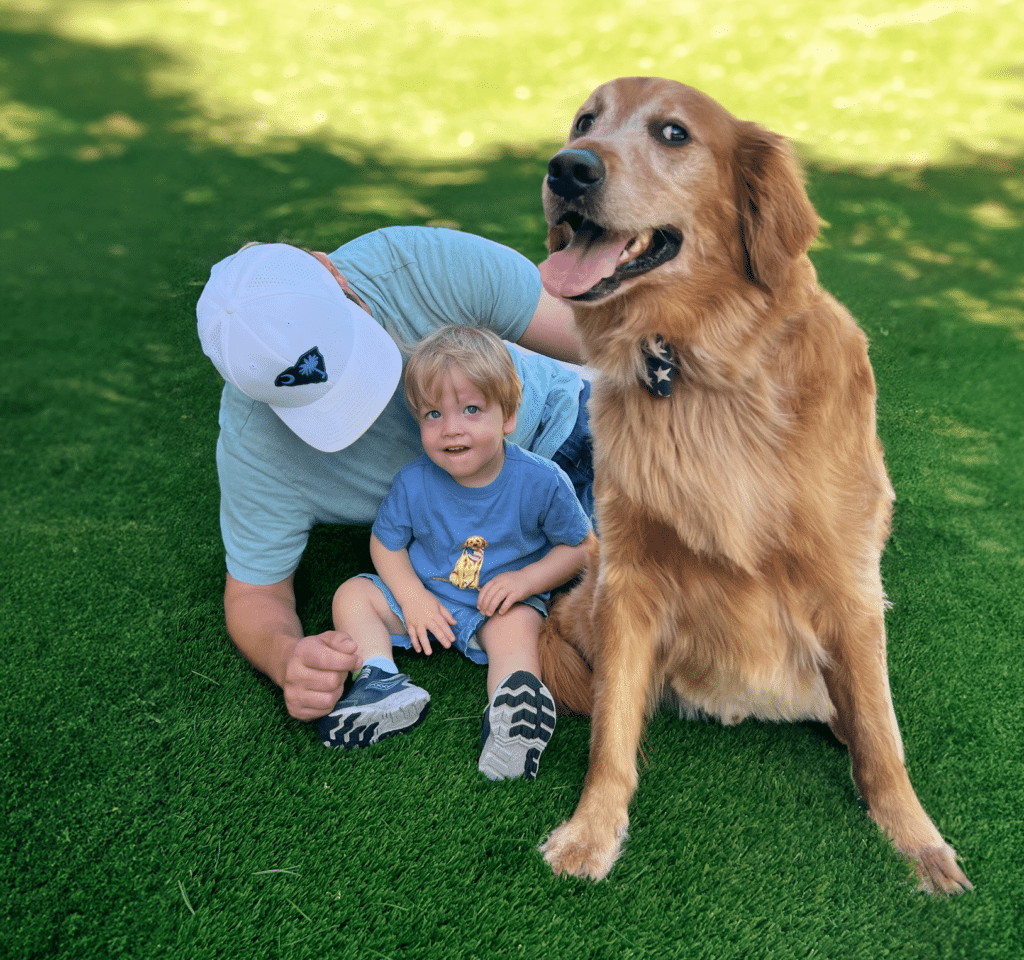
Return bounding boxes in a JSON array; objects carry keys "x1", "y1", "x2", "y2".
[
  {"x1": 517, "y1": 288, "x2": 584, "y2": 364},
  {"x1": 224, "y1": 572, "x2": 360, "y2": 721}
]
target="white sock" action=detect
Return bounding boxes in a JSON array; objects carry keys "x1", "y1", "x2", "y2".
[{"x1": 363, "y1": 656, "x2": 398, "y2": 675}]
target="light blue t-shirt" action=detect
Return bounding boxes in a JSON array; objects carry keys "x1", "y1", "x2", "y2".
[
  {"x1": 372, "y1": 443, "x2": 592, "y2": 613},
  {"x1": 214, "y1": 227, "x2": 583, "y2": 585}
]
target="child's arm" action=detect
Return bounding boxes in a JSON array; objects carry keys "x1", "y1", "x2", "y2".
[
  {"x1": 477, "y1": 531, "x2": 596, "y2": 618},
  {"x1": 370, "y1": 534, "x2": 457, "y2": 655}
]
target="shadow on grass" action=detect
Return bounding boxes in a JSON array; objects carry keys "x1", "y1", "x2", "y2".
[
  {"x1": 2, "y1": 19, "x2": 1023, "y2": 956},
  {"x1": 3, "y1": 8, "x2": 1022, "y2": 715},
  {"x1": 4, "y1": 19, "x2": 1020, "y2": 608}
]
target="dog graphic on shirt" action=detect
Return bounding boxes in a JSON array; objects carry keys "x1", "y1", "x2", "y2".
[{"x1": 438, "y1": 536, "x2": 488, "y2": 590}]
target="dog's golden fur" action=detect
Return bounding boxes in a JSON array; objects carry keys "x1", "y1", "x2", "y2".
[{"x1": 536, "y1": 77, "x2": 970, "y2": 893}]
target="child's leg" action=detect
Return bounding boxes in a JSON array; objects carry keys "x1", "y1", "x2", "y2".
[
  {"x1": 332, "y1": 575, "x2": 406, "y2": 665},
  {"x1": 477, "y1": 605, "x2": 556, "y2": 781},
  {"x1": 319, "y1": 577, "x2": 430, "y2": 749},
  {"x1": 478, "y1": 604, "x2": 543, "y2": 698}
]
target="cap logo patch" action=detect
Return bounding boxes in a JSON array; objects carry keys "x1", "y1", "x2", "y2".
[{"x1": 275, "y1": 347, "x2": 328, "y2": 387}]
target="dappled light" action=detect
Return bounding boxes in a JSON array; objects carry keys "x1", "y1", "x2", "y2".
[
  {"x1": 2, "y1": 0, "x2": 1020, "y2": 571},
  {"x1": 3, "y1": 2, "x2": 1023, "y2": 956},
  {"x1": 2, "y1": 0, "x2": 1022, "y2": 166},
  {"x1": 809, "y1": 159, "x2": 1024, "y2": 344},
  {"x1": 2, "y1": 3, "x2": 1019, "y2": 529}
]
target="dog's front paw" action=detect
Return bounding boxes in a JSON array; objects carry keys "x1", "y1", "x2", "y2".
[
  {"x1": 911, "y1": 842, "x2": 973, "y2": 895},
  {"x1": 540, "y1": 816, "x2": 627, "y2": 881}
]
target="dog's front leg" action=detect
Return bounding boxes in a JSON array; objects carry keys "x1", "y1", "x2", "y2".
[
  {"x1": 541, "y1": 566, "x2": 657, "y2": 880},
  {"x1": 822, "y1": 604, "x2": 971, "y2": 894}
]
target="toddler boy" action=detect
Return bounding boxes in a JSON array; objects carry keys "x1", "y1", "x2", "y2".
[{"x1": 318, "y1": 326, "x2": 594, "y2": 779}]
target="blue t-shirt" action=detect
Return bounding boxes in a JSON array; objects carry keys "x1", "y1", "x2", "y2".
[
  {"x1": 214, "y1": 227, "x2": 583, "y2": 585},
  {"x1": 372, "y1": 443, "x2": 592, "y2": 611}
]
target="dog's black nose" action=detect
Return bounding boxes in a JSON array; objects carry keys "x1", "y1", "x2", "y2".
[{"x1": 546, "y1": 148, "x2": 605, "y2": 200}]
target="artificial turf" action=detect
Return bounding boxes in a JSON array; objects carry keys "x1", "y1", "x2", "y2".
[{"x1": 2, "y1": 2, "x2": 1022, "y2": 958}]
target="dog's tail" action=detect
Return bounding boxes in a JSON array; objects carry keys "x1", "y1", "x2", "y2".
[{"x1": 539, "y1": 590, "x2": 595, "y2": 716}]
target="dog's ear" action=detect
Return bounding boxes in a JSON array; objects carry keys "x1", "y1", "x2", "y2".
[{"x1": 733, "y1": 122, "x2": 819, "y2": 293}]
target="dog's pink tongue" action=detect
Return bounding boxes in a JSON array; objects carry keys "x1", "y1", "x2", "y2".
[{"x1": 539, "y1": 232, "x2": 630, "y2": 299}]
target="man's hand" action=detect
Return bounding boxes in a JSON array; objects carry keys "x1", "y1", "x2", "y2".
[
  {"x1": 224, "y1": 573, "x2": 363, "y2": 722},
  {"x1": 283, "y1": 630, "x2": 362, "y2": 721}
]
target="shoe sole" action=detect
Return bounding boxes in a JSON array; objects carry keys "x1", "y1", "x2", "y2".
[
  {"x1": 479, "y1": 672, "x2": 556, "y2": 781},
  {"x1": 320, "y1": 686, "x2": 431, "y2": 749}
]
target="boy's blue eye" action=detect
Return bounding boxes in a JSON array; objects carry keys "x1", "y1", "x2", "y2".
[
  {"x1": 424, "y1": 410, "x2": 440, "y2": 420},
  {"x1": 464, "y1": 405, "x2": 480, "y2": 415}
]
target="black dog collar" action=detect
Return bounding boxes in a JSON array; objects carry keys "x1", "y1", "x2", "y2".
[{"x1": 642, "y1": 335, "x2": 676, "y2": 397}]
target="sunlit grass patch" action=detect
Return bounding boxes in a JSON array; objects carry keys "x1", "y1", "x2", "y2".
[{"x1": 2, "y1": 0, "x2": 1021, "y2": 167}]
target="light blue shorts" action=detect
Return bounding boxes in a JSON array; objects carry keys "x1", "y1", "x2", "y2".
[{"x1": 356, "y1": 574, "x2": 547, "y2": 665}]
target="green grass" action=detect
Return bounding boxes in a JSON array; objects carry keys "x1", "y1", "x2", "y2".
[{"x1": 2, "y1": 1, "x2": 1022, "y2": 957}]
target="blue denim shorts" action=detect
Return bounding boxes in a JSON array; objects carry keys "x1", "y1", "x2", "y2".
[
  {"x1": 552, "y1": 379, "x2": 594, "y2": 522},
  {"x1": 356, "y1": 574, "x2": 547, "y2": 665}
]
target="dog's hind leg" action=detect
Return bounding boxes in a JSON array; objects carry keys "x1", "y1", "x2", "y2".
[
  {"x1": 541, "y1": 561, "x2": 661, "y2": 880},
  {"x1": 821, "y1": 603, "x2": 971, "y2": 894},
  {"x1": 538, "y1": 587, "x2": 596, "y2": 715}
]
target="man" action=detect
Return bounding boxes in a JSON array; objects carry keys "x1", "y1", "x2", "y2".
[{"x1": 196, "y1": 227, "x2": 591, "y2": 723}]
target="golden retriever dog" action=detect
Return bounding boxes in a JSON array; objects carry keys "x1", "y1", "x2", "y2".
[{"x1": 536, "y1": 77, "x2": 970, "y2": 894}]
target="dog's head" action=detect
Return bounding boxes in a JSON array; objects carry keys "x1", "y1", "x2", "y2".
[
  {"x1": 462, "y1": 536, "x2": 488, "y2": 551},
  {"x1": 540, "y1": 77, "x2": 819, "y2": 305}
]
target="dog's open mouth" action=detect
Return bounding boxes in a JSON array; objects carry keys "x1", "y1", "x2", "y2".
[{"x1": 539, "y1": 213, "x2": 682, "y2": 302}]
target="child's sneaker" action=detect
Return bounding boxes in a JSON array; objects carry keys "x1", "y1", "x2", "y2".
[
  {"x1": 478, "y1": 671, "x2": 556, "y2": 780},
  {"x1": 318, "y1": 666, "x2": 430, "y2": 749}
]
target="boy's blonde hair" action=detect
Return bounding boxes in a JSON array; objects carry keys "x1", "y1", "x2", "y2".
[{"x1": 404, "y1": 326, "x2": 522, "y2": 421}]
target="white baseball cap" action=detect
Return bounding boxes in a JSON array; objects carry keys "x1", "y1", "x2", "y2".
[{"x1": 196, "y1": 243, "x2": 402, "y2": 452}]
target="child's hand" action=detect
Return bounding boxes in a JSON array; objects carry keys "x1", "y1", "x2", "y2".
[
  {"x1": 400, "y1": 594, "x2": 457, "y2": 655},
  {"x1": 477, "y1": 571, "x2": 534, "y2": 618}
]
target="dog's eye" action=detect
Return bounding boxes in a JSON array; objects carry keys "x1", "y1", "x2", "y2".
[
  {"x1": 659, "y1": 123, "x2": 690, "y2": 144},
  {"x1": 574, "y1": 114, "x2": 595, "y2": 136}
]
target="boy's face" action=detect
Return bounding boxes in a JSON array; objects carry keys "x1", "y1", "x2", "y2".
[{"x1": 415, "y1": 365, "x2": 517, "y2": 488}]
